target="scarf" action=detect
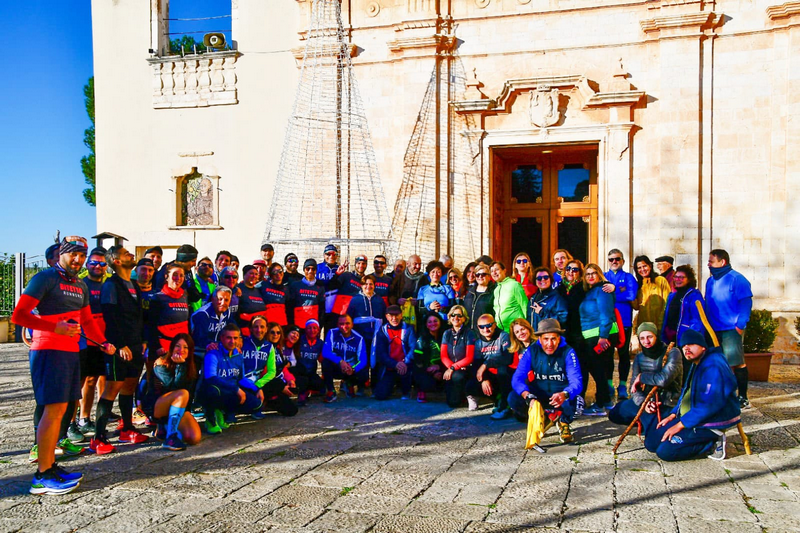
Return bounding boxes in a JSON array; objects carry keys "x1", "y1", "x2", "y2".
[
  {"x1": 404, "y1": 268, "x2": 424, "y2": 282},
  {"x1": 709, "y1": 264, "x2": 732, "y2": 280},
  {"x1": 54, "y1": 262, "x2": 78, "y2": 283},
  {"x1": 162, "y1": 285, "x2": 185, "y2": 300},
  {"x1": 642, "y1": 340, "x2": 667, "y2": 360}
]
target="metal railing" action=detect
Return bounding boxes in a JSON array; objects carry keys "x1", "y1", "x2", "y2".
[{"x1": 0, "y1": 253, "x2": 48, "y2": 317}]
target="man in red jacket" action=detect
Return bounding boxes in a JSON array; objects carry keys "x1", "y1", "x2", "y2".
[{"x1": 12, "y1": 236, "x2": 115, "y2": 494}]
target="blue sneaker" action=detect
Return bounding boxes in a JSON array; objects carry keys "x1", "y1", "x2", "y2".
[
  {"x1": 29, "y1": 468, "x2": 80, "y2": 495},
  {"x1": 51, "y1": 464, "x2": 83, "y2": 483},
  {"x1": 603, "y1": 402, "x2": 615, "y2": 410},
  {"x1": 251, "y1": 410, "x2": 267, "y2": 420},
  {"x1": 583, "y1": 404, "x2": 606, "y2": 416},
  {"x1": 618, "y1": 385, "x2": 629, "y2": 400}
]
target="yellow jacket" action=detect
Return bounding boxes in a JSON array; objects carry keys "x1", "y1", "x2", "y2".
[{"x1": 635, "y1": 276, "x2": 671, "y2": 331}]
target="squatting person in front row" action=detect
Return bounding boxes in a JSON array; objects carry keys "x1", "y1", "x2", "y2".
[
  {"x1": 607, "y1": 322, "x2": 682, "y2": 428},
  {"x1": 373, "y1": 305, "x2": 417, "y2": 401},
  {"x1": 197, "y1": 323, "x2": 262, "y2": 434},
  {"x1": 643, "y1": 329, "x2": 741, "y2": 461},
  {"x1": 508, "y1": 319, "x2": 582, "y2": 446},
  {"x1": 321, "y1": 314, "x2": 369, "y2": 402}
]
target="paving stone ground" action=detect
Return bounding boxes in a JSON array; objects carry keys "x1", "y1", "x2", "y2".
[{"x1": 1, "y1": 343, "x2": 800, "y2": 532}]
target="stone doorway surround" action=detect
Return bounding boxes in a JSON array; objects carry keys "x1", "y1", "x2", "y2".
[{"x1": 454, "y1": 69, "x2": 645, "y2": 263}]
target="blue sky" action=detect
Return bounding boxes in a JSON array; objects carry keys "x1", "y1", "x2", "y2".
[{"x1": 0, "y1": 1, "x2": 231, "y2": 259}]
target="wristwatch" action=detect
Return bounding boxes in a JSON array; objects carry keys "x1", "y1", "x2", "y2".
[{"x1": 562, "y1": 391, "x2": 570, "y2": 399}]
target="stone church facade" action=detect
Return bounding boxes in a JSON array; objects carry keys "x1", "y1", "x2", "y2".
[{"x1": 92, "y1": 0, "x2": 799, "y2": 351}]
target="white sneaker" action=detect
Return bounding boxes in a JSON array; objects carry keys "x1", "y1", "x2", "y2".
[
  {"x1": 467, "y1": 395, "x2": 478, "y2": 411},
  {"x1": 708, "y1": 430, "x2": 727, "y2": 461}
]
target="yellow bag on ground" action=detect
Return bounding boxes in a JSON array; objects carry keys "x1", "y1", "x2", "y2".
[
  {"x1": 401, "y1": 299, "x2": 417, "y2": 330},
  {"x1": 525, "y1": 399, "x2": 545, "y2": 449}
]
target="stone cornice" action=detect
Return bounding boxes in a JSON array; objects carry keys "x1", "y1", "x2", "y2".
[
  {"x1": 585, "y1": 91, "x2": 647, "y2": 107},
  {"x1": 766, "y1": 2, "x2": 800, "y2": 20},
  {"x1": 387, "y1": 34, "x2": 455, "y2": 52},
  {"x1": 640, "y1": 11, "x2": 715, "y2": 33},
  {"x1": 291, "y1": 43, "x2": 359, "y2": 60}
]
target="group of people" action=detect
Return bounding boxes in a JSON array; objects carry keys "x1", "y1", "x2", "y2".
[{"x1": 13, "y1": 237, "x2": 754, "y2": 495}]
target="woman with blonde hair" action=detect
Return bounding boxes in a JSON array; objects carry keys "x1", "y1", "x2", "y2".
[
  {"x1": 513, "y1": 252, "x2": 536, "y2": 299},
  {"x1": 440, "y1": 305, "x2": 478, "y2": 409},
  {"x1": 508, "y1": 318, "x2": 535, "y2": 370}
]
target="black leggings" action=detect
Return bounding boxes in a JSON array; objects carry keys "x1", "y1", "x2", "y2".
[{"x1": 583, "y1": 336, "x2": 614, "y2": 406}]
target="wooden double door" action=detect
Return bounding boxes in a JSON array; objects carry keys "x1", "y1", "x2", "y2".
[{"x1": 491, "y1": 144, "x2": 599, "y2": 269}]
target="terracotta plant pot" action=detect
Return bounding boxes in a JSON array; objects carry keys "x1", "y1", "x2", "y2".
[{"x1": 744, "y1": 352, "x2": 773, "y2": 382}]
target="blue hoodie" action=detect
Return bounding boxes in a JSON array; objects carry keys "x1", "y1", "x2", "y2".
[
  {"x1": 672, "y1": 347, "x2": 741, "y2": 430},
  {"x1": 322, "y1": 328, "x2": 367, "y2": 372},
  {"x1": 604, "y1": 269, "x2": 638, "y2": 327},
  {"x1": 512, "y1": 337, "x2": 582, "y2": 400},
  {"x1": 579, "y1": 285, "x2": 617, "y2": 339}
]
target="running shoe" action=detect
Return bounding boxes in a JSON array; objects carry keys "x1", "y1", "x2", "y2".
[
  {"x1": 416, "y1": 392, "x2": 427, "y2": 403},
  {"x1": 116, "y1": 419, "x2": 125, "y2": 431},
  {"x1": 119, "y1": 428, "x2": 148, "y2": 444},
  {"x1": 738, "y1": 397, "x2": 751, "y2": 410},
  {"x1": 490, "y1": 409, "x2": 511, "y2": 420},
  {"x1": 56, "y1": 438, "x2": 84, "y2": 457},
  {"x1": 77, "y1": 419, "x2": 96, "y2": 437},
  {"x1": 467, "y1": 395, "x2": 479, "y2": 411},
  {"x1": 89, "y1": 436, "x2": 115, "y2": 455},
  {"x1": 297, "y1": 392, "x2": 308, "y2": 406},
  {"x1": 152, "y1": 424, "x2": 167, "y2": 441},
  {"x1": 531, "y1": 444, "x2": 547, "y2": 454},
  {"x1": 132, "y1": 409, "x2": 148, "y2": 425},
  {"x1": 29, "y1": 468, "x2": 80, "y2": 495},
  {"x1": 345, "y1": 385, "x2": 356, "y2": 398},
  {"x1": 251, "y1": 410, "x2": 267, "y2": 420},
  {"x1": 400, "y1": 394, "x2": 411, "y2": 400},
  {"x1": 29, "y1": 444, "x2": 38, "y2": 463},
  {"x1": 324, "y1": 391, "x2": 338, "y2": 404},
  {"x1": 617, "y1": 385, "x2": 629, "y2": 400},
  {"x1": 583, "y1": 404, "x2": 606, "y2": 416},
  {"x1": 224, "y1": 411, "x2": 237, "y2": 425},
  {"x1": 558, "y1": 422, "x2": 574, "y2": 444},
  {"x1": 66, "y1": 422, "x2": 85, "y2": 444},
  {"x1": 603, "y1": 401, "x2": 615, "y2": 411},
  {"x1": 205, "y1": 418, "x2": 222, "y2": 435},
  {"x1": 215, "y1": 409, "x2": 230, "y2": 430},
  {"x1": 162, "y1": 435, "x2": 187, "y2": 451},
  {"x1": 708, "y1": 432, "x2": 727, "y2": 461},
  {"x1": 51, "y1": 464, "x2": 83, "y2": 483}
]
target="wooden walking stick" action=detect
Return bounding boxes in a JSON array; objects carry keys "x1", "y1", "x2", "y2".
[{"x1": 612, "y1": 342, "x2": 675, "y2": 454}]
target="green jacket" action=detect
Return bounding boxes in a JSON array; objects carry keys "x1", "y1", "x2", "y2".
[{"x1": 493, "y1": 277, "x2": 528, "y2": 332}]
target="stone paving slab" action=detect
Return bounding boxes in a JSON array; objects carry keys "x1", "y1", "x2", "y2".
[{"x1": 1, "y1": 344, "x2": 800, "y2": 531}]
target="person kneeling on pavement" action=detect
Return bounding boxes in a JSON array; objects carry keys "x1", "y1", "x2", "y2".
[
  {"x1": 467, "y1": 314, "x2": 514, "y2": 419},
  {"x1": 643, "y1": 329, "x2": 741, "y2": 461},
  {"x1": 509, "y1": 319, "x2": 582, "y2": 446},
  {"x1": 608, "y1": 322, "x2": 682, "y2": 428},
  {"x1": 373, "y1": 305, "x2": 417, "y2": 401},
  {"x1": 196, "y1": 323, "x2": 262, "y2": 433},
  {"x1": 321, "y1": 314, "x2": 369, "y2": 402}
]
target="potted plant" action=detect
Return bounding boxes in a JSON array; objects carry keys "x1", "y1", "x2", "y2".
[{"x1": 743, "y1": 309, "x2": 779, "y2": 381}]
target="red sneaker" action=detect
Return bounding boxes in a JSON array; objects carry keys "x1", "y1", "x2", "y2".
[
  {"x1": 89, "y1": 437, "x2": 116, "y2": 455},
  {"x1": 324, "y1": 391, "x2": 337, "y2": 403},
  {"x1": 119, "y1": 429, "x2": 148, "y2": 444},
  {"x1": 417, "y1": 391, "x2": 427, "y2": 403},
  {"x1": 116, "y1": 419, "x2": 125, "y2": 430}
]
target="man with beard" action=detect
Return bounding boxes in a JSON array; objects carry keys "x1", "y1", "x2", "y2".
[
  {"x1": 12, "y1": 236, "x2": 114, "y2": 494},
  {"x1": 369, "y1": 255, "x2": 391, "y2": 306},
  {"x1": 389, "y1": 254, "x2": 429, "y2": 331},
  {"x1": 283, "y1": 253, "x2": 303, "y2": 284}
]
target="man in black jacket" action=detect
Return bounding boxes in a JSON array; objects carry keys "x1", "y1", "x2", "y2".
[{"x1": 94, "y1": 245, "x2": 149, "y2": 454}]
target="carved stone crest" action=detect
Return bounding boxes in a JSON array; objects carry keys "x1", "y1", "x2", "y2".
[{"x1": 529, "y1": 86, "x2": 560, "y2": 128}]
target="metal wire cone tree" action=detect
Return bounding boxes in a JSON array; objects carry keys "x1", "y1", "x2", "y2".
[
  {"x1": 263, "y1": 0, "x2": 394, "y2": 263},
  {"x1": 392, "y1": 55, "x2": 483, "y2": 266}
]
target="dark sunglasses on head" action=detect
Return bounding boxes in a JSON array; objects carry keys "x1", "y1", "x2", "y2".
[
  {"x1": 516, "y1": 258, "x2": 528, "y2": 264},
  {"x1": 536, "y1": 275, "x2": 550, "y2": 281},
  {"x1": 608, "y1": 257, "x2": 622, "y2": 263},
  {"x1": 565, "y1": 266, "x2": 581, "y2": 273},
  {"x1": 478, "y1": 323, "x2": 495, "y2": 330},
  {"x1": 87, "y1": 260, "x2": 107, "y2": 267}
]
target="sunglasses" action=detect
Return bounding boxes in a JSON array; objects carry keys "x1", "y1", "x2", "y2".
[
  {"x1": 222, "y1": 275, "x2": 238, "y2": 279},
  {"x1": 199, "y1": 263, "x2": 213, "y2": 268},
  {"x1": 356, "y1": 258, "x2": 367, "y2": 263},
  {"x1": 374, "y1": 261, "x2": 386, "y2": 265},
  {"x1": 608, "y1": 257, "x2": 622, "y2": 263},
  {"x1": 535, "y1": 275, "x2": 550, "y2": 281},
  {"x1": 325, "y1": 252, "x2": 337, "y2": 256},
  {"x1": 516, "y1": 258, "x2": 528, "y2": 264},
  {"x1": 585, "y1": 271, "x2": 598, "y2": 276},
  {"x1": 673, "y1": 275, "x2": 687, "y2": 280},
  {"x1": 87, "y1": 260, "x2": 107, "y2": 267},
  {"x1": 272, "y1": 270, "x2": 284, "y2": 275},
  {"x1": 475, "y1": 273, "x2": 488, "y2": 278},
  {"x1": 287, "y1": 259, "x2": 298, "y2": 263},
  {"x1": 304, "y1": 266, "x2": 316, "y2": 271},
  {"x1": 449, "y1": 313, "x2": 464, "y2": 319},
  {"x1": 268, "y1": 330, "x2": 281, "y2": 335},
  {"x1": 565, "y1": 266, "x2": 581, "y2": 273},
  {"x1": 478, "y1": 323, "x2": 495, "y2": 330}
]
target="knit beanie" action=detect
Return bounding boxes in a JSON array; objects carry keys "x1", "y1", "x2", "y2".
[
  {"x1": 636, "y1": 322, "x2": 658, "y2": 337},
  {"x1": 679, "y1": 329, "x2": 707, "y2": 349}
]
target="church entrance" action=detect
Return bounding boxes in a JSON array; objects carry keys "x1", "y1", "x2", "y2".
[{"x1": 490, "y1": 143, "x2": 599, "y2": 268}]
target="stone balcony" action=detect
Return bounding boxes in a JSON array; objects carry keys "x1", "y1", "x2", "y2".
[{"x1": 146, "y1": 50, "x2": 240, "y2": 109}]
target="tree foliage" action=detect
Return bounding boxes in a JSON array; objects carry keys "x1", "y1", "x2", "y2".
[
  {"x1": 170, "y1": 35, "x2": 207, "y2": 55},
  {"x1": 81, "y1": 76, "x2": 96, "y2": 206}
]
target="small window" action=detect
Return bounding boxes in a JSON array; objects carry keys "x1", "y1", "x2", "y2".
[
  {"x1": 557, "y1": 163, "x2": 591, "y2": 203},
  {"x1": 511, "y1": 165, "x2": 543, "y2": 204},
  {"x1": 171, "y1": 167, "x2": 221, "y2": 230}
]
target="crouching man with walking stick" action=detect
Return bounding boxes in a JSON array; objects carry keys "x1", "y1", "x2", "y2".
[
  {"x1": 609, "y1": 323, "x2": 682, "y2": 430},
  {"x1": 641, "y1": 329, "x2": 740, "y2": 461}
]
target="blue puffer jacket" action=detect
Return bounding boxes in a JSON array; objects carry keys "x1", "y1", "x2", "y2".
[
  {"x1": 579, "y1": 285, "x2": 616, "y2": 339},
  {"x1": 527, "y1": 288, "x2": 569, "y2": 332},
  {"x1": 672, "y1": 347, "x2": 741, "y2": 430},
  {"x1": 512, "y1": 337, "x2": 582, "y2": 400}
]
